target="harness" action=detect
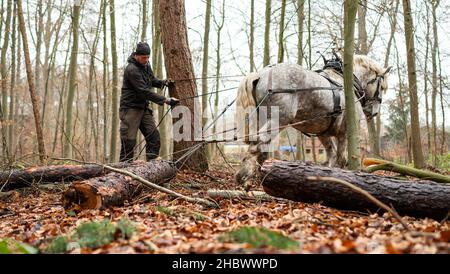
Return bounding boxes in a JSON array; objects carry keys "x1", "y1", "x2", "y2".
[{"x1": 264, "y1": 56, "x2": 382, "y2": 137}]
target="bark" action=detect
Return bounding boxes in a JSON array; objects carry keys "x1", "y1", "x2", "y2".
[
  {"x1": 249, "y1": 0, "x2": 255, "y2": 72},
  {"x1": 343, "y1": 0, "x2": 360, "y2": 170},
  {"x1": 109, "y1": 0, "x2": 119, "y2": 162},
  {"x1": 17, "y1": 0, "x2": 46, "y2": 164},
  {"x1": 8, "y1": 2, "x2": 16, "y2": 157},
  {"x1": 0, "y1": 162, "x2": 132, "y2": 190},
  {"x1": 277, "y1": 0, "x2": 286, "y2": 63},
  {"x1": 159, "y1": 0, "x2": 208, "y2": 171},
  {"x1": 263, "y1": 0, "x2": 271, "y2": 66},
  {"x1": 62, "y1": 161, "x2": 177, "y2": 210},
  {"x1": 63, "y1": 4, "x2": 81, "y2": 159},
  {"x1": 0, "y1": 0, "x2": 12, "y2": 159},
  {"x1": 151, "y1": 0, "x2": 169, "y2": 159},
  {"x1": 141, "y1": 0, "x2": 148, "y2": 41},
  {"x1": 296, "y1": 0, "x2": 305, "y2": 161},
  {"x1": 402, "y1": 0, "x2": 425, "y2": 168},
  {"x1": 431, "y1": 0, "x2": 439, "y2": 166},
  {"x1": 102, "y1": 0, "x2": 109, "y2": 162},
  {"x1": 261, "y1": 161, "x2": 450, "y2": 220},
  {"x1": 202, "y1": 0, "x2": 212, "y2": 159}
]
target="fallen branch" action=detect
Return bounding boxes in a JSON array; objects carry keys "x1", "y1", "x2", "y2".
[
  {"x1": 363, "y1": 158, "x2": 450, "y2": 184},
  {"x1": 207, "y1": 189, "x2": 284, "y2": 202},
  {"x1": 308, "y1": 176, "x2": 410, "y2": 231},
  {"x1": 100, "y1": 164, "x2": 217, "y2": 208}
]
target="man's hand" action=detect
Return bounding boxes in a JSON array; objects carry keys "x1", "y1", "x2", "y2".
[
  {"x1": 165, "y1": 97, "x2": 180, "y2": 107},
  {"x1": 162, "y1": 79, "x2": 175, "y2": 87}
]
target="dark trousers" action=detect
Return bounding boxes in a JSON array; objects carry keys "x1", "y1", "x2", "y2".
[{"x1": 119, "y1": 108, "x2": 160, "y2": 162}]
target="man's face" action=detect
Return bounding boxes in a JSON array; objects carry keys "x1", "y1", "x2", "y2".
[{"x1": 135, "y1": 55, "x2": 150, "y2": 65}]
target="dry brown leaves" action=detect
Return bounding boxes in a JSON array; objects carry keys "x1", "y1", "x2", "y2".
[{"x1": 0, "y1": 168, "x2": 449, "y2": 254}]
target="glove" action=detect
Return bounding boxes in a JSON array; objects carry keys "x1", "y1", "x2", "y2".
[
  {"x1": 163, "y1": 79, "x2": 175, "y2": 87},
  {"x1": 165, "y1": 97, "x2": 180, "y2": 107}
]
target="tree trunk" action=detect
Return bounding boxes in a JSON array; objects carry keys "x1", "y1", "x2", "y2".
[
  {"x1": 402, "y1": 0, "x2": 425, "y2": 168},
  {"x1": 62, "y1": 161, "x2": 177, "y2": 210},
  {"x1": 0, "y1": 0, "x2": 12, "y2": 160},
  {"x1": 8, "y1": 1, "x2": 16, "y2": 158},
  {"x1": 437, "y1": 44, "x2": 446, "y2": 156},
  {"x1": 141, "y1": 0, "x2": 148, "y2": 41},
  {"x1": 357, "y1": 0, "x2": 368, "y2": 54},
  {"x1": 431, "y1": 0, "x2": 439, "y2": 166},
  {"x1": 261, "y1": 161, "x2": 450, "y2": 220},
  {"x1": 343, "y1": 0, "x2": 360, "y2": 170},
  {"x1": 102, "y1": 0, "x2": 109, "y2": 162},
  {"x1": 263, "y1": 0, "x2": 271, "y2": 66},
  {"x1": 212, "y1": 0, "x2": 225, "y2": 159},
  {"x1": 277, "y1": 0, "x2": 286, "y2": 63},
  {"x1": 249, "y1": 0, "x2": 255, "y2": 72},
  {"x1": 152, "y1": 0, "x2": 169, "y2": 160},
  {"x1": 424, "y1": 2, "x2": 431, "y2": 156},
  {"x1": 0, "y1": 162, "x2": 134, "y2": 190},
  {"x1": 202, "y1": 0, "x2": 212, "y2": 159},
  {"x1": 159, "y1": 0, "x2": 208, "y2": 171},
  {"x1": 63, "y1": 4, "x2": 81, "y2": 159},
  {"x1": 109, "y1": 0, "x2": 119, "y2": 163},
  {"x1": 296, "y1": 0, "x2": 305, "y2": 161},
  {"x1": 17, "y1": 0, "x2": 46, "y2": 164}
]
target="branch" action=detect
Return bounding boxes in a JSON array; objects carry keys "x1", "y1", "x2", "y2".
[
  {"x1": 52, "y1": 158, "x2": 218, "y2": 208},
  {"x1": 363, "y1": 158, "x2": 450, "y2": 184}
]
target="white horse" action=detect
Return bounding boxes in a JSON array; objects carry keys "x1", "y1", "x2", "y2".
[{"x1": 235, "y1": 54, "x2": 392, "y2": 185}]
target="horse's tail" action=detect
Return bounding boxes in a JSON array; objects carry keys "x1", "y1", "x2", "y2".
[{"x1": 236, "y1": 73, "x2": 260, "y2": 143}]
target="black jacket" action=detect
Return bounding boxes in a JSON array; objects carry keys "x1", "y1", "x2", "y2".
[{"x1": 120, "y1": 55, "x2": 166, "y2": 110}]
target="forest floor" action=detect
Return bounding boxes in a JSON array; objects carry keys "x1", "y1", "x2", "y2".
[{"x1": 0, "y1": 164, "x2": 449, "y2": 254}]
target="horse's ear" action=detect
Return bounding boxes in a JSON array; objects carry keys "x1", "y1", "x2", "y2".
[{"x1": 382, "y1": 66, "x2": 393, "y2": 76}]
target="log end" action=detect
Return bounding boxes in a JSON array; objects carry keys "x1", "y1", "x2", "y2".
[{"x1": 63, "y1": 183, "x2": 102, "y2": 210}]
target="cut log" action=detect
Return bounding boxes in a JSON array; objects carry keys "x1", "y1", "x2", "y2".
[
  {"x1": 261, "y1": 161, "x2": 450, "y2": 220},
  {"x1": 62, "y1": 161, "x2": 177, "y2": 210},
  {"x1": 0, "y1": 162, "x2": 132, "y2": 190}
]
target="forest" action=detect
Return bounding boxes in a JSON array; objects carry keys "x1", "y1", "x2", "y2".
[{"x1": 0, "y1": 0, "x2": 449, "y2": 256}]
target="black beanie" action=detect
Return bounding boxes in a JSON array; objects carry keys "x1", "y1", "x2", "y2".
[{"x1": 135, "y1": 42, "x2": 151, "y2": 55}]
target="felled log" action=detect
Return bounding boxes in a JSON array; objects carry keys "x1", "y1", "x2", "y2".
[
  {"x1": 261, "y1": 161, "x2": 450, "y2": 220},
  {"x1": 62, "y1": 161, "x2": 177, "y2": 210},
  {"x1": 0, "y1": 162, "x2": 131, "y2": 190}
]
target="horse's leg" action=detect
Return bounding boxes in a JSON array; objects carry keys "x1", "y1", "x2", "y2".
[
  {"x1": 318, "y1": 136, "x2": 336, "y2": 167},
  {"x1": 336, "y1": 133, "x2": 348, "y2": 168}
]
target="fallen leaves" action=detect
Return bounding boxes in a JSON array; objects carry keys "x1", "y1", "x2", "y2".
[{"x1": 0, "y1": 168, "x2": 449, "y2": 254}]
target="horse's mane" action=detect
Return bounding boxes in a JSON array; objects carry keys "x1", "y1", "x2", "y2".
[{"x1": 354, "y1": 55, "x2": 384, "y2": 75}]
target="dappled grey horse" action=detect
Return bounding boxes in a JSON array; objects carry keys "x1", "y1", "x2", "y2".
[{"x1": 235, "y1": 54, "x2": 392, "y2": 186}]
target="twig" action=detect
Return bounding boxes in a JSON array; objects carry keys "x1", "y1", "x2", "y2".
[{"x1": 307, "y1": 176, "x2": 410, "y2": 231}]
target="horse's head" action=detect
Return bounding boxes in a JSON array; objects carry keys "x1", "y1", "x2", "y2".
[{"x1": 354, "y1": 56, "x2": 392, "y2": 122}]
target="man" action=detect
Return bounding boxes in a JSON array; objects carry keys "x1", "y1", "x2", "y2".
[{"x1": 119, "y1": 42, "x2": 179, "y2": 162}]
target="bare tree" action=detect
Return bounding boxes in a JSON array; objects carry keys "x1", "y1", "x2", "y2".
[
  {"x1": 402, "y1": 0, "x2": 425, "y2": 168},
  {"x1": 63, "y1": 3, "x2": 81, "y2": 159},
  {"x1": 263, "y1": 0, "x2": 271, "y2": 66},
  {"x1": 343, "y1": 0, "x2": 359, "y2": 170},
  {"x1": 17, "y1": 0, "x2": 46, "y2": 163},
  {"x1": 109, "y1": 0, "x2": 119, "y2": 162}
]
